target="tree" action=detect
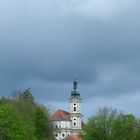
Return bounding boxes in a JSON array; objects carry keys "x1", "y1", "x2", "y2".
[
  {"x1": 82, "y1": 107, "x2": 140, "y2": 140},
  {"x1": 0, "y1": 97, "x2": 9, "y2": 106},
  {"x1": 83, "y1": 107, "x2": 119, "y2": 140},
  {"x1": 0, "y1": 89, "x2": 55, "y2": 140},
  {"x1": 112, "y1": 114, "x2": 140, "y2": 140},
  {"x1": 19, "y1": 88, "x2": 34, "y2": 102},
  {"x1": 34, "y1": 106, "x2": 55, "y2": 140},
  {"x1": 0, "y1": 104, "x2": 36, "y2": 140}
]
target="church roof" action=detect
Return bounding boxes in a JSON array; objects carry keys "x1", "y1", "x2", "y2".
[
  {"x1": 50, "y1": 109, "x2": 70, "y2": 121},
  {"x1": 66, "y1": 134, "x2": 82, "y2": 140}
]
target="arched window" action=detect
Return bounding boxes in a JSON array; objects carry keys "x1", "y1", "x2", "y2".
[
  {"x1": 62, "y1": 133, "x2": 65, "y2": 137},
  {"x1": 55, "y1": 133, "x2": 58, "y2": 137},
  {"x1": 74, "y1": 107, "x2": 76, "y2": 111},
  {"x1": 74, "y1": 122, "x2": 76, "y2": 126}
]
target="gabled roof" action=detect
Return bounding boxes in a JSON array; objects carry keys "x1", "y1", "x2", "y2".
[
  {"x1": 51, "y1": 109, "x2": 70, "y2": 121},
  {"x1": 66, "y1": 134, "x2": 82, "y2": 140}
]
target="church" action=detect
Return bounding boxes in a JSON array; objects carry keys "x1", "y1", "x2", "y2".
[{"x1": 51, "y1": 77, "x2": 83, "y2": 140}]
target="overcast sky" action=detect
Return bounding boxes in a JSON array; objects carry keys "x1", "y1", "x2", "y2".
[{"x1": 0, "y1": 0, "x2": 140, "y2": 121}]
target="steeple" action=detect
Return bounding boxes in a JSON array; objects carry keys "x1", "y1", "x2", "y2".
[
  {"x1": 70, "y1": 75, "x2": 82, "y2": 133},
  {"x1": 71, "y1": 75, "x2": 80, "y2": 98}
]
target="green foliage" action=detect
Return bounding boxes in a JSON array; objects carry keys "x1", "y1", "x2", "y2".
[
  {"x1": 0, "y1": 104, "x2": 31, "y2": 140},
  {"x1": 0, "y1": 97, "x2": 9, "y2": 106},
  {"x1": 112, "y1": 114, "x2": 140, "y2": 140},
  {"x1": 83, "y1": 107, "x2": 140, "y2": 140},
  {"x1": 0, "y1": 89, "x2": 55, "y2": 140},
  {"x1": 34, "y1": 106, "x2": 54, "y2": 140}
]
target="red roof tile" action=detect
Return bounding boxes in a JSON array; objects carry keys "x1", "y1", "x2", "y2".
[
  {"x1": 51, "y1": 109, "x2": 70, "y2": 121},
  {"x1": 66, "y1": 134, "x2": 82, "y2": 140}
]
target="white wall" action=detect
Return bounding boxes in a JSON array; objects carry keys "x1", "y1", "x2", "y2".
[{"x1": 53, "y1": 120, "x2": 71, "y2": 140}]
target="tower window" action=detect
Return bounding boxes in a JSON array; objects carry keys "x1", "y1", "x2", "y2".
[
  {"x1": 62, "y1": 133, "x2": 65, "y2": 137},
  {"x1": 74, "y1": 107, "x2": 76, "y2": 111},
  {"x1": 74, "y1": 103, "x2": 76, "y2": 106},
  {"x1": 74, "y1": 122, "x2": 76, "y2": 126},
  {"x1": 55, "y1": 133, "x2": 58, "y2": 137}
]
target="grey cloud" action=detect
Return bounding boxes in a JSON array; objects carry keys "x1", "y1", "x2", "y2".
[{"x1": 0, "y1": 0, "x2": 140, "y2": 119}]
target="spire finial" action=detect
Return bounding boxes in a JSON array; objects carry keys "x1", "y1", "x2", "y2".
[
  {"x1": 73, "y1": 74, "x2": 78, "y2": 90},
  {"x1": 74, "y1": 73, "x2": 77, "y2": 81}
]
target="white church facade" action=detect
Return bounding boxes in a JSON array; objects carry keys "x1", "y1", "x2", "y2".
[{"x1": 51, "y1": 78, "x2": 83, "y2": 140}]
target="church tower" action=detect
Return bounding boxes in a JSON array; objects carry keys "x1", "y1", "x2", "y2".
[
  {"x1": 51, "y1": 77, "x2": 83, "y2": 140},
  {"x1": 70, "y1": 77, "x2": 82, "y2": 134}
]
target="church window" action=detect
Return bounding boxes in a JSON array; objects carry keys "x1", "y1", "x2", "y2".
[
  {"x1": 62, "y1": 133, "x2": 65, "y2": 137},
  {"x1": 74, "y1": 122, "x2": 76, "y2": 126},
  {"x1": 74, "y1": 103, "x2": 76, "y2": 106},
  {"x1": 55, "y1": 133, "x2": 58, "y2": 137},
  {"x1": 74, "y1": 107, "x2": 76, "y2": 111},
  {"x1": 74, "y1": 118, "x2": 76, "y2": 121}
]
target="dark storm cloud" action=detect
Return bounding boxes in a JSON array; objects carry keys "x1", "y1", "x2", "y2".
[{"x1": 0, "y1": 0, "x2": 140, "y2": 107}]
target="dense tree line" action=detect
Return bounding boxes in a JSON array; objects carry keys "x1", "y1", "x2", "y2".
[
  {"x1": 0, "y1": 89, "x2": 55, "y2": 140},
  {"x1": 82, "y1": 107, "x2": 140, "y2": 140}
]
